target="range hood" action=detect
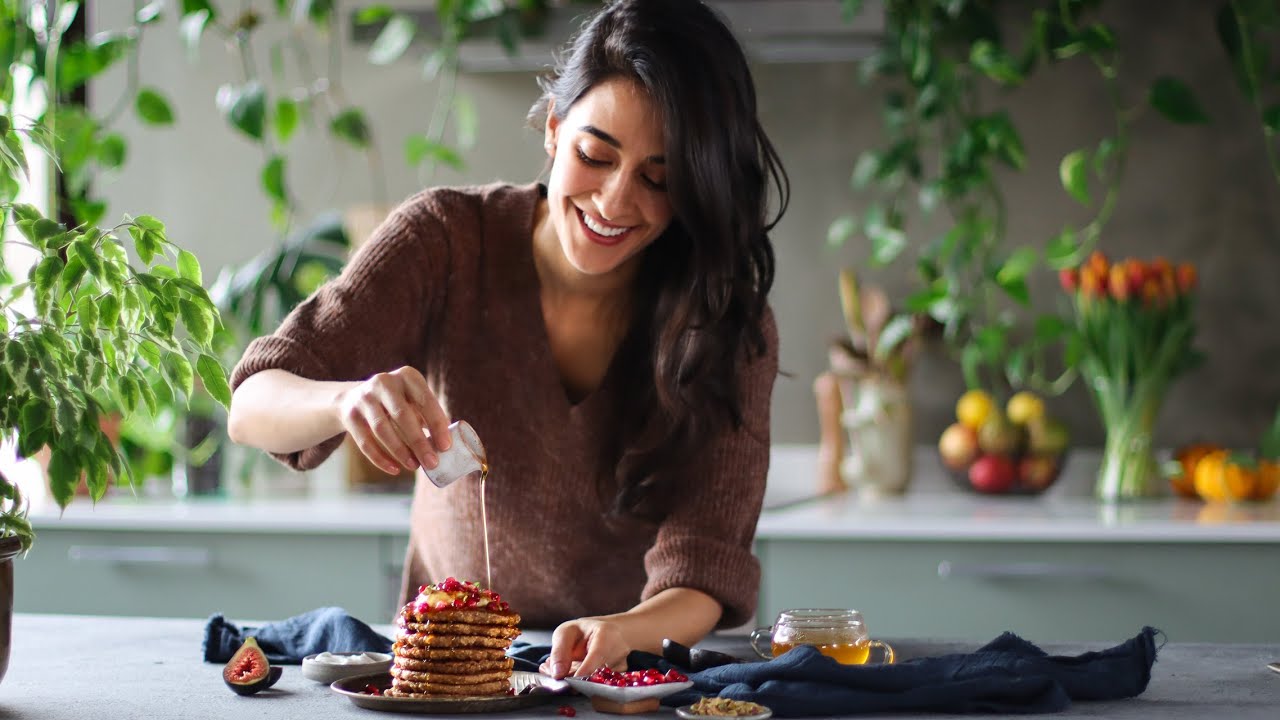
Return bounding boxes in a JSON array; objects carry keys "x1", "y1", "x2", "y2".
[{"x1": 350, "y1": 0, "x2": 885, "y2": 72}]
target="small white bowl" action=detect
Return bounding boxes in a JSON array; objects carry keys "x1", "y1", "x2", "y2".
[
  {"x1": 562, "y1": 676, "x2": 693, "y2": 704},
  {"x1": 301, "y1": 651, "x2": 392, "y2": 684}
]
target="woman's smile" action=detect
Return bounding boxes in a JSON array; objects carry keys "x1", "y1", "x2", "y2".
[{"x1": 578, "y1": 207, "x2": 634, "y2": 246}]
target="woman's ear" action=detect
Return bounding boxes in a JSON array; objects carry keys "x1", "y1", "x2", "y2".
[{"x1": 544, "y1": 102, "x2": 559, "y2": 158}]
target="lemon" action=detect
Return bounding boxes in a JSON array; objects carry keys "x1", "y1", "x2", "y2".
[
  {"x1": 955, "y1": 390, "x2": 994, "y2": 431},
  {"x1": 1005, "y1": 391, "x2": 1045, "y2": 426}
]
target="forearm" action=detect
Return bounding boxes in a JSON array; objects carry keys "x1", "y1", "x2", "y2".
[
  {"x1": 227, "y1": 369, "x2": 357, "y2": 453},
  {"x1": 602, "y1": 587, "x2": 723, "y2": 654}
]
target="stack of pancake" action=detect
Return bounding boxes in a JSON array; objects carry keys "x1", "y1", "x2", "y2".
[{"x1": 387, "y1": 577, "x2": 522, "y2": 698}]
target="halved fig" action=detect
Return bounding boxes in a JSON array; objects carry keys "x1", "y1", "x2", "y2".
[{"x1": 223, "y1": 637, "x2": 276, "y2": 696}]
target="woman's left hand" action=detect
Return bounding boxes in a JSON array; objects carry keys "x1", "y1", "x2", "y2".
[{"x1": 541, "y1": 617, "x2": 630, "y2": 679}]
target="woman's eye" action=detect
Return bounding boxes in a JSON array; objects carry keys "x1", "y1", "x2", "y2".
[
  {"x1": 575, "y1": 147, "x2": 607, "y2": 167},
  {"x1": 643, "y1": 176, "x2": 667, "y2": 191}
]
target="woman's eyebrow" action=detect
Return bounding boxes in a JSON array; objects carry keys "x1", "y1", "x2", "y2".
[{"x1": 579, "y1": 125, "x2": 665, "y2": 164}]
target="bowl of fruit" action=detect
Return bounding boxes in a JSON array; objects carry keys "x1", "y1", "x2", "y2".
[{"x1": 937, "y1": 390, "x2": 1070, "y2": 495}]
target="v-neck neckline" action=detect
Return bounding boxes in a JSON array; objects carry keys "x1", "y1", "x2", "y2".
[{"x1": 515, "y1": 183, "x2": 623, "y2": 414}]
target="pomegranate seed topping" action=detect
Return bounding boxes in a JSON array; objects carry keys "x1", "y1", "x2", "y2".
[
  {"x1": 363, "y1": 684, "x2": 383, "y2": 696},
  {"x1": 558, "y1": 705, "x2": 577, "y2": 717}
]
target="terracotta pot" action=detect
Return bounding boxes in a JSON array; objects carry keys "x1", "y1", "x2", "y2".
[{"x1": 0, "y1": 534, "x2": 21, "y2": 686}]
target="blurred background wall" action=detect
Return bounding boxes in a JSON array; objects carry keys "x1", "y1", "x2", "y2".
[{"x1": 90, "y1": 0, "x2": 1279, "y2": 451}]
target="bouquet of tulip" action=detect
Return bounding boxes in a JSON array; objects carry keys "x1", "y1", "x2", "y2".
[{"x1": 1059, "y1": 252, "x2": 1202, "y2": 500}]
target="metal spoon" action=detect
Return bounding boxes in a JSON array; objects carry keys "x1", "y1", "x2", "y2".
[{"x1": 1267, "y1": 662, "x2": 1280, "y2": 675}]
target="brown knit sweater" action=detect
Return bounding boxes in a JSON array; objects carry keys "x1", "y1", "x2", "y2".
[{"x1": 230, "y1": 183, "x2": 777, "y2": 629}]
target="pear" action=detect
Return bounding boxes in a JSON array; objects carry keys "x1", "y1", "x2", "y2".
[
  {"x1": 1027, "y1": 417, "x2": 1070, "y2": 456},
  {"x1": 978, "y1": 412, "x2": 1023, "y2": 456}
]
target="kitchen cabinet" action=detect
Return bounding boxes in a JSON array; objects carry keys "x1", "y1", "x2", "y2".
[
  {"x1": 20, "y1": 447, "x2": 1280, "y2": 642},
  {"x1": 19, "y1": 495, "x2": 413, "y2": 623},
  {"x1": 754, "y1": 485, "x2": 1280, "y2": 643}
]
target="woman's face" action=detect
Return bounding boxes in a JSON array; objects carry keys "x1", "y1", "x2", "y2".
[{"x1": 543, "y1": 77, "x2": 673, "y2": 278}]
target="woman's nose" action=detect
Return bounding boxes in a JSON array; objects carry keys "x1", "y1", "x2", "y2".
[{"x1": 594, "y1": 172, "x2": 635, "y2": 220}]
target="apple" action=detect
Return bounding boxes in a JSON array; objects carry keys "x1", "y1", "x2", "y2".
[
  {"x1": 1018, "y1": 454, "x2": 1059, "y2": 490},
  {"x1": 969, "y1": 454, "x2": 1016, "y2": 493},
  {"x1": 938, "y1": 423, "x2": 979, "y2": 469}
]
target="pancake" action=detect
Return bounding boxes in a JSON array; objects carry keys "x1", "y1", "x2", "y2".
[
  {"x1": 393, "y1": 656, "x2": 514, "y2": 674},
  {"x1": 398, "y1": 621, "x2": 523, "y2": 639},
  {"x1": 385, "y1": 678, "x2": 511, "y2": 697},
  {"x1": 390, "y1": 666, "x2": 513, "y2": 685},
  {"x1": 391, "y1": 645, "x2": 509, "y2": 662}
]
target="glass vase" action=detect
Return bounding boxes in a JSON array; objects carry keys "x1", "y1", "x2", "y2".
[{"x1": 1095, "y1": 396, "x2": 1162, "y2": 501}]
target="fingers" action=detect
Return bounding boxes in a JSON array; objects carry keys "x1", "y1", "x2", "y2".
[
  {"x1": 346, "y1": 413, "x2": 404, "y2": 475},
  {"x1": 374, "y1": 383, "x2": 438, "y2": 471},
  {"x1": 547, "y1": 623, "x2": 587, "y2": 679},
  {"x1": 339, "y1": 366, "x2": 448, "y2": 474},
  {"x1": 576, "y1": 642, "x2": 614, "y2": 678},
  {"x1": 398, "y1": 369, "x2": 452, "y2": 453}
]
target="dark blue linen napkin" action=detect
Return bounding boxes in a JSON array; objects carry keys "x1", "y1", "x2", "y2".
[
  {"x1": 203, "y1": 607, "x2": 393, "y2": 665},
  {"x1": 512, "y1": 627, "x2": 1159, "y2": 716}
]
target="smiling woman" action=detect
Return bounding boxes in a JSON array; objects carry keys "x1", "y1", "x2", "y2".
[{"x1": 226, "y1": 0, "x2": 788, "y2": 692}]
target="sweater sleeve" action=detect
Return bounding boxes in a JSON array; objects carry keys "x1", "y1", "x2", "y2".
[
  {"x1": 229, "y1": 199, "x2": 449, "y2": 471},
  {"x1": 640, "y1": 307, "x2": 778, "y2": 628}
]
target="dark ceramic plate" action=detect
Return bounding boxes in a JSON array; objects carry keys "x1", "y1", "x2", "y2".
[{"x1": 331, "y1": 671, "x2": 563, "y2": 713}]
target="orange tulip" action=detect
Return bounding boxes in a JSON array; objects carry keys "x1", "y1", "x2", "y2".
[
  {"x1": 1080, "y1": 265, "x2": 1104, "y2": 298},
  {"x1": 1175, "y1": 262, "x2": 1197, "y2": 294},
  {"x1": 1087, "y1": 250, "x2": 1109, "y2": 279},
  {"x1": 1108, "y1": 264, "x2": 1130, "y2": 301}
]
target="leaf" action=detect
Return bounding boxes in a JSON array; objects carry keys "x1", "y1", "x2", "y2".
[
  {"x1": 46, "y1": 448, "x2": 80, "y2": 508},
  {"x1": 961, "y1": 344, "x2": 983, "y2": 391},
  {"x1": 1045, "y1": 227, "x2": 1080, "y2": 269},
  {"x1": 167, "y1": 352, "x2": 195, "y2": 402},
  {"x1": 134, "y1": 214, "x2": 166, "y2": 233},
  {"x1": 136, "y1": 88, "x2": 176, "y2": 125},
  {"x1": 97, "y1": 133, "x2": 127, "y2": 170},
  {"x1": 826, "y1": 215, "x2": 857, "y2": 249},
  {"x1": 217, "y1": 82, "x2": 267, "y2": 141},
  {"x1": 179, "y1": 9, "x2": 211, "y2": 61},
  {"x1": 33, "y1": 256, "x2": 64, "y2": 295},
  {"x1": 1263, "y1": 104, "x2": 1280, "y2": 133},
  {"x1": 1261, "y1": 405, "x2": 1280, "y2": 461},
  {"x1": 1059, "y1": 150, "x2": 1090, "y2": 205},
  {"x1": 177, "y1": 249, "x2": 203, "y2": 285},
  {"x1": 76, "y1": 297, "x2": 99, "y2": 331},
  {"x1": 969, "y1": 40, "x2": 1022, "y2": 85},
  {"x1": 1148, "y1": 76, "x2": 1208, "y2": 125},
  {"x1": 331, "y1": 109, "x2": 372, "y2": 148},
  {"x1": 404, "y1": 135, "x2": 463, "y2": 170},
  {"x1": 99, "y1": 292, "x2": 122, "y2": 328},
  {"x1": 850, "y1": 151, "x2": 880, "y2": 189},
  {"x1": 138, "y1": 340, "x2": 163, "y2": 368},
  {"x1": 137, "y1": 1, "x2": 165, "y2": 24},
  {"x1": 355, "y1": 5, "x2": 395, "y2": 24},
  {"x1": 179, "y1": 298, "x2": 214, "y2": 344},
  {"x1": 874, "y1": 314, "x2": 915, "y2": 360},
  {"x1": 369, "y1": 14, "x2": 415, "y2": 65},
  {"x1": 274, "y1": 99, "x2": 299, "y2": 143},
  {"x1": 261, "y1": 155, "x2": 288, "y2": 208},
  {"x1": 197, "y1": 353, "x2": 232, "y2": 407},
  {"x1": 996, "y1": 247, "x2": 1038, "y2": 285}
]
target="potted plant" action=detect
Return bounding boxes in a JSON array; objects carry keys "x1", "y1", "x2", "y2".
[{"x1": 0, "y1": 0, "x2": 229, "y2": 684}]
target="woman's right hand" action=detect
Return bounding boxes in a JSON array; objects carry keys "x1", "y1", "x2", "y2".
[{"x1": 335, "y1": 366, "x2": 452, "y2": 475}]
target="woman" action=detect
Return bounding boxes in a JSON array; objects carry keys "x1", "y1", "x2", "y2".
[{"x1": 227, "y1": 0, "x2": 788, "y2": 679}]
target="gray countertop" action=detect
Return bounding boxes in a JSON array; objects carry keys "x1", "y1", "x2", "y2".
[{"x1": 4, "y1": 614, "x2": 1277, "y2": 719}]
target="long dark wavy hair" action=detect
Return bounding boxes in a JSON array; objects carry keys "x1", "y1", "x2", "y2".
[{"x1": 529, "y1": 0, "x2": 789, "y2": 520}]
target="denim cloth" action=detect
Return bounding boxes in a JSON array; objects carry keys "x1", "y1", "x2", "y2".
[
  {"x1": 203, "y1": 607, "x2": 393, "y2": 665},
  {"x1": 514, "y1": 627, "x2": 1159, "y2": 717}
]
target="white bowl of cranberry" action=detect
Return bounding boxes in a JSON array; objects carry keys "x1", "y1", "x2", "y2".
[{"x1": 562, "y1": 667, "x2": 693, "y2": 703}]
